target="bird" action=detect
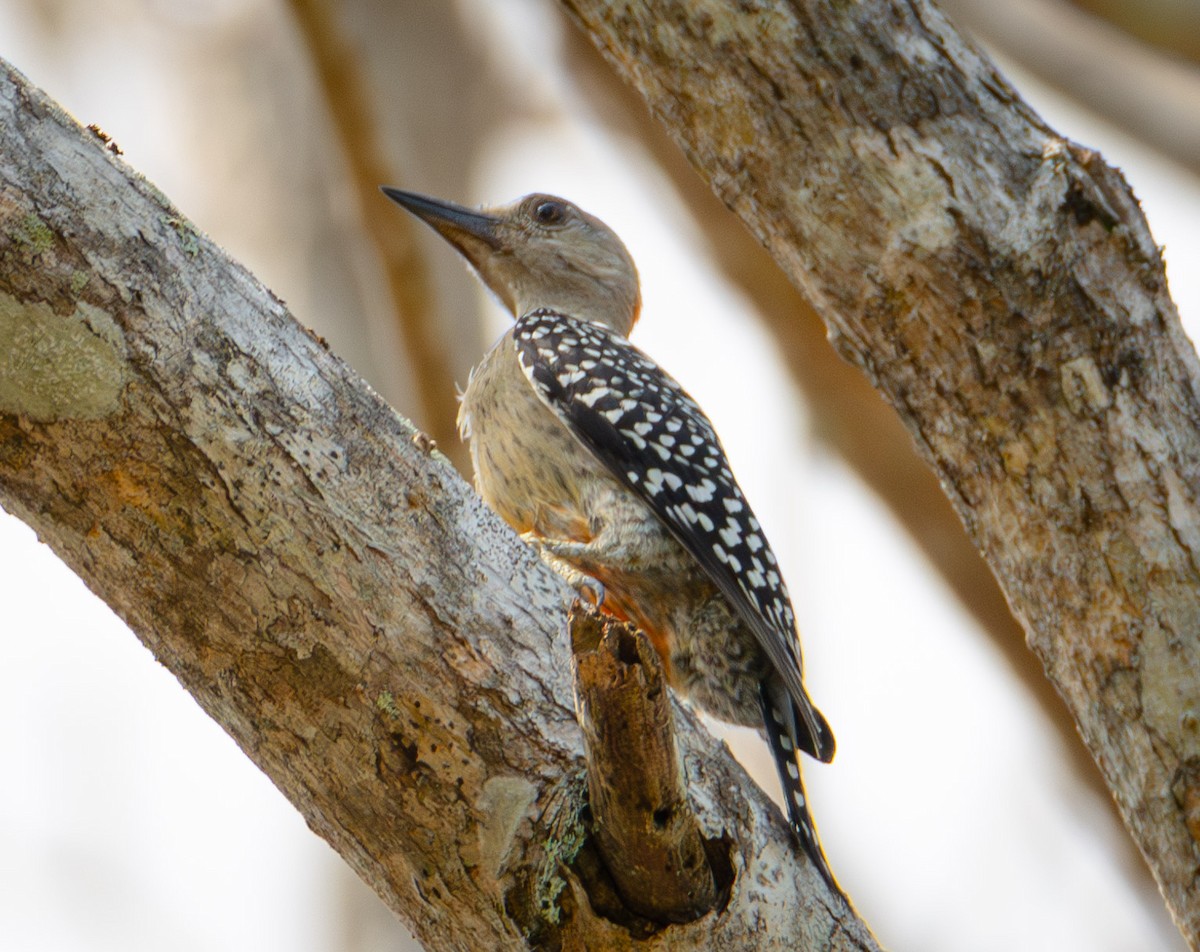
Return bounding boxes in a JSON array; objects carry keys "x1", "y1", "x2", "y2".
[{"x1": 381, "y1": 186, "x2": 838, "y2": 891}]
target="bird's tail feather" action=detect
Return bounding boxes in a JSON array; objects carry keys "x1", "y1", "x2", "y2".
[
  {"x1": 760, "y1": 680, "x2": 840, "y2": 896},
  {"x1": 794, "y1": 693, "x2": 836, "y2": 764}
]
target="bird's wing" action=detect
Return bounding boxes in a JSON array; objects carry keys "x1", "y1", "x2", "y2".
[{"x1": 513, "y1": 308, "x2": 833, "y2": 762}]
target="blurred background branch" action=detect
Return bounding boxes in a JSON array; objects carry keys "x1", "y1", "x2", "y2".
[
  {"x1": 1067, "y1": 0, "x2": 1200, "y2": 65},
  {"x1": 941, "y1": 0, "x2": 1200, "y2": 176},
  {"x1": 288, "y1": 0, "x2": 460, "y2": 462}
]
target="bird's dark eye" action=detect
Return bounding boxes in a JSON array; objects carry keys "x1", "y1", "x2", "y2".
[{"x1": 533, "y1": 200, "x2": 567, "y2": 225}]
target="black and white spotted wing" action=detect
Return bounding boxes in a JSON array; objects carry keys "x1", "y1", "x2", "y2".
[{"x1": 513, "y1": 308, "x2": 833, "y2": 763}]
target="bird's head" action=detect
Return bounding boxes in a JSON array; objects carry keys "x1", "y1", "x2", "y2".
[{"x1": 382, "y1": 188, "x2": 641, "y2": 337}]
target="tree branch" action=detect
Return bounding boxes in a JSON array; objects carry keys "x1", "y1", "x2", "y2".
[
  {"x1": 558, "y1": 23, "x2": 1113, "y2": 811},
  {"x1": 1067, "y1": 0, "x2": 1200, "y2": 65},
  {"x1": 0, "y1": 58, "x2": 876, "y2": 950},
  {"x1": 558, "y1": 0, "x2": 1200, "y2": 946},
  {"x1": 570, "y1": 605, "x2": 722, "y2": 924}
]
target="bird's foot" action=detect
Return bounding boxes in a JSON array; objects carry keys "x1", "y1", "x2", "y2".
[{"x1": 521, "y1": 532, "x2": 606, "y2": 607}]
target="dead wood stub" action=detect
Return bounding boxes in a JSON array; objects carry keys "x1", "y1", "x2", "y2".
[{"x1": 569, "y1": 602, "x2": 730, "y2": 925}]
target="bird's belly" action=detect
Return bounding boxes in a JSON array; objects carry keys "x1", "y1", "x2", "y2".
[{"x1": 466, "y1": 383, "x2": 602, "y2": 540}]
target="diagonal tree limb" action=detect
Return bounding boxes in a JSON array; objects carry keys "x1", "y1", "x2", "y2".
[
  {"x1": 558, "y1": 22, "x2": 1105, "y2": 798},
  {"x1": 558, "y1": 24, "x2": 1173, "y2": 917},
  {"x1": 0, "y1": 58, "x2": 876, "y2": 951},
  {"x1": 558, "y1": 0, "x2": 1200, "y2": 946}
]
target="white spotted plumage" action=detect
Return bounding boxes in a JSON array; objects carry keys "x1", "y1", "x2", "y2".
[{"x1": 512, "y1": 307, "x2": 834, "y2": 768}]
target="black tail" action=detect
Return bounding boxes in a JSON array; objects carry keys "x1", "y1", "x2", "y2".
[{"x1": 759, "y1": 680, "x2": 840, "y2": 896}]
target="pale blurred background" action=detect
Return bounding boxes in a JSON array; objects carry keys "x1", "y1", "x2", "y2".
[{"x1": 2, "y1": 1, "x2": 1199, "y2": 950}]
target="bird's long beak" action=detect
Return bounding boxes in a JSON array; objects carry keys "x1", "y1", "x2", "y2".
[{"x1": 380, "y1": 187, "x2": 503, "y2": 256}]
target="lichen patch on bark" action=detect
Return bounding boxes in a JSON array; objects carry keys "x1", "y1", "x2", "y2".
[
  {"x1": 477, "y1": 774, "x2": 539, "y2": 879},
  {"x1": 0, "y1": 292, "x2": 127, "y2": 420}
]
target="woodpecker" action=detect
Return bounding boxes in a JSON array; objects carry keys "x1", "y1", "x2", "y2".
[{"x1": 382, "y1": 187, "x2": 838, "y2": 891}]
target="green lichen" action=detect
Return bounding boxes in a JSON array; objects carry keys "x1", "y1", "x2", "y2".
[
  {"x1": 534, "y1": 773, "x2": 589, "y2": 926},
  {"x1": 164, "y1": 215, "x2": 201, "y2": 257},
  {"x1": 375, "y1": 691, "x2": 401, "y2": 719},
  {"x1": 14, "y1": 213, "x2": 53, "y2": 255},
  {"x1": 69, "y1": 270, "x2": 89, "y2": 296},
  {"x1": 0, "y1": 292, "x2": 127, "y2": 420}
]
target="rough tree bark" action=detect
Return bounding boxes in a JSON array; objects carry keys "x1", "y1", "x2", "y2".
[
  {"x1": 0, "y1": 59, "x2": 875, "y2": 950},
  {"x1": 557, "y1": 0, "x2": 1200, "y2": 946},
  {"x1": 560, "y1": 23, "x2": 1111, "y2": 804}
]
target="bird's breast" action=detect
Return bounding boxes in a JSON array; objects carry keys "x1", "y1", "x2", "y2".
[{"x1": 460, "y1": 335, "x2": 607, "y2": 540}]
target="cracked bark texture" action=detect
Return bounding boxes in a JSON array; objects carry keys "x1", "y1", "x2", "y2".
[
  {"x1": 557, "y1": 0, "x2": 1200, "y2": 946},
  {"x1": 0, "y1": 59, "x2": 878, "y2": 951}
]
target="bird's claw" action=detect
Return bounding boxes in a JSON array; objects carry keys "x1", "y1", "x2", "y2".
[
  {"x1": 520, "y1": 532, "x2": 605, "y2": 607},
  {"x1": 577, "y1": 575, "x2": 606, "y2": 608}
]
